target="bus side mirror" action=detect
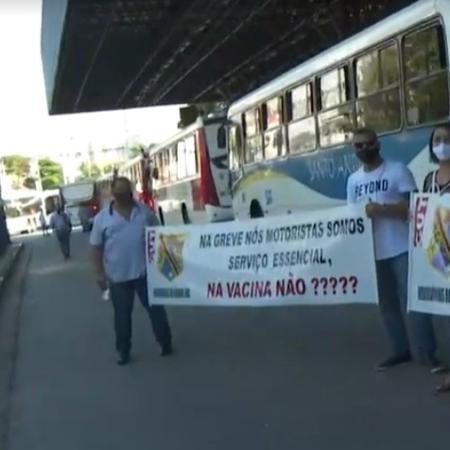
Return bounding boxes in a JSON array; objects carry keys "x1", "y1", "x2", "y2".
[
  {"x1": 217, "y1": 126, "x2": 226, "y2": 149},
  {"x1": 152, "y1": 167, "x2": 159, "y2": 180}
]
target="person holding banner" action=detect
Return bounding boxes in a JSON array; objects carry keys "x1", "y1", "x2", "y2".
[
  {"x1": 347, "y1": 128, "x2": 440, "y2": 372},
  {"x1": 90, "y1": 177, "x2": 173, "y2": 365},
  {"x1": 422, "y1": 122, "x2": 450, "y2": 391}
]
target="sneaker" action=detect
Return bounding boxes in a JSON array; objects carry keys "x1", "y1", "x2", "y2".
[
  {"x1": 160, "y1": 345, "x2": 173, "y2": 357},
  {"x1": 376, "y1": 352, "x2": 412, "y2": 371},
  {"x1": 117, "y1": 352, "x2": 130, "y2": 366},
  {"x1": 430, "y1": 358, "x2": 447, "y2": 375}
]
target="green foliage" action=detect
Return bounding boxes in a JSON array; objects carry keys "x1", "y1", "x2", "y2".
[
  {"x1": 39, "y1": 158, "x2": 63, "y2": 190},
  {"x1": 101, "y1": 163, "x2": 116, "y2": 175},
  {"x1": 1, "y1": 155, "x2": 30, "y2": 187},
  {"x1": 78, "y1": 161, "x2": 101, "y2": 180}
]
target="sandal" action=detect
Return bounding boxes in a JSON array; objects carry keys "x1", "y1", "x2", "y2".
[{"x1": 435, "y1": 376, "x2": 450, "y2": 393}]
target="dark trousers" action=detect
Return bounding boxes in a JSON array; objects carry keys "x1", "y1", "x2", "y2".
[
  {"x1": 376, "y1": 252, "x2": 437, "y2": 364},
  {"x1": 109, "y1": 277, "x2": 172, "y2": 355},
  {"x1": 56, "y1": 231, "x2": 70, "y2": 258}
]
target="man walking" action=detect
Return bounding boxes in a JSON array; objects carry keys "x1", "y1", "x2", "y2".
[
  {"x1": 90, "y1": 177, "x2": 172, "y2": 365},
  {"x1": 50, "y1": 206, "x2": 72, "y2": 259},
  {"x1": 39, "y1": 209, "x2": 49, "y2": 236},
  {"x1": 347, "y1": 128, "x2": 441, "y2": 371}
]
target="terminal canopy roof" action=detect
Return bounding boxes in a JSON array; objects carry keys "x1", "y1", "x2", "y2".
[{"x1": 42, "y1": 0, "x2": 415, "y2": 114}]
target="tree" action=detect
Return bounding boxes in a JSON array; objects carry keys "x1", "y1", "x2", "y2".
[
  {"x1": 38, "y1": 158, "x2": 63, "y2": 190},
  {"x1": 129, "y1": 144, "x2": 146, "y2": 158},
  {"x1": 78, "y1": 161, "x2": 101, "y2": 180},
  {"x1": 1, "y1": 155, "x2": 30, "y2": 188},
  {"x1": 101, "y1": 163, "x2": 116, "y2": 175}
]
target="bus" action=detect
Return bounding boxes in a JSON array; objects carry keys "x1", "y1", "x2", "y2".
[
  {"x1": 95, "y1": 152, "x2": 155, "y2": 210},
  {"x1": 5, "y1": 189, "x2": 60, "y2": 235},
  {"x1": 150, "y1": 115, "x2": 233, "y2": 225},
  {"x1": 60, "y1": 181, "x2": 100, "y2": 231},
  {"x1": 109, "y1": 115, "x2": 233, "y2": 225},
  {"x1": 227, "y1": 0, "x2": 449, "y2": 219}
]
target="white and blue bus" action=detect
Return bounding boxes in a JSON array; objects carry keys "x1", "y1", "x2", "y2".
[{"x1": 228, "y1": 0, "x2": 450, "y2": 219}]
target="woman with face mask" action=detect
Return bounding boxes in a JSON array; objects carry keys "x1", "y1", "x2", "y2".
[
  {"x1": 423, "y1": 123, "x2": 450, "y2": 392},
  {"x1": 424, "y1": 123, "x2": 450, "y2": 194}
]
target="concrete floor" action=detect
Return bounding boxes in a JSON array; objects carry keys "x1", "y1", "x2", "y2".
[{"x1": 2, "y1": 231, "x2": 450, "y2": 450}]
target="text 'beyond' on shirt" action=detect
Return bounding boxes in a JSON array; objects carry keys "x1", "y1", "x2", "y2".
[
  {"x1": 90, "y1": 202, "x2": 159, "y2": 283},
  {"x1": 346, "y1": 160, "x2": 417, "y2": 261}
]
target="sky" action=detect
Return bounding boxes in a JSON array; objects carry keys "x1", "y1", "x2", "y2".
[{"x1": 0, "y1": 0, "x2": 182, "y2": 159}]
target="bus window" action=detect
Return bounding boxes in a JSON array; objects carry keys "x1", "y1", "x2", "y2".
[
  {"x1": 217, "y1": 126, "x2": 226, "y2": 149},
  {"x1": 169, "y1": 147, "x2": 178, "y2": 181},
  {"x1": 243, "y1": 108, "x2": 263, "y2": 163},
  {"x1": 355, "y1": 42, "x2": 401, "y2": 133},
  {"x1": 288, "y1": 117, "x2": 316, "y2": 154},
  {"x1": 177, "y1": 140, "x2": 187, "y2": 179},
  {"x1": 265, "y1": 97, "x2": 282, "y2": 129},
  {"x1": 228, "y1": 124, "x2": 242, "y2": 171},
  {"x1": 287, "y1": 82, "x2": 316, "y2": 154},
  {"x1": 290, "y1": 83, "x2": 313, "y2": 121},
  {"x1": 320, "y1": 67, "x2": 348, "y2": 109},
  {"x1": 403, "y1": 24, "x2": 449, "y2": 126},
  {"x1": 318, "y1": 66, "x2": 353, "y2": 147},
  {"x1": 162, "y1": 150, "x2": 170, "y2": 183},
  {"x1": 185, "y1": 135, "x2": 198, "y2": 177},
  {"x1": 262, "y1": 97, "x2": 284, "y2": 159},
  {"x1": 155, "y1": 153, "x2": 163, "y2": 186},
  {"x1": 136, "y1": 162, "x2": 143, "y2": 183}
]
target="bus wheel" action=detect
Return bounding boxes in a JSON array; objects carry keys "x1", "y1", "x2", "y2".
[
  {"x1": 249, "y1": 200, "x2": 264, "y2": 219},
  {"x1": 158, "y1": 207, "x2": 165, "y2": 226},
  {"x1": 181, "y1": 203, "x2": 191, "y2": 224}
]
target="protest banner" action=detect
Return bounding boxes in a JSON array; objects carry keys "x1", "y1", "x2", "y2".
[
  {"x1": 409, "y1": 193, "x2": 450, "y2": 316},
  {"x1": 146, "y1": 205, "x2": 378, "y2": 307}
]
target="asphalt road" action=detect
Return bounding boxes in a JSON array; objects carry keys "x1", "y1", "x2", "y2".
[{"x1": 3, "y1": 231, "x2": 450, "y2": 450}]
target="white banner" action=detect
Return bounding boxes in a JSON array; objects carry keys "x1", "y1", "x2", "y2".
[
  {"x1": 409, "y1": 193, "x2": 450, "y2": 315},
  {"x1": 146, "y1": 205, "x2": 378, "y2": 307}
]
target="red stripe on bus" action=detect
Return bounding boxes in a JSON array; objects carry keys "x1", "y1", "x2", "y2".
[{"x1": 197, "y1": 127, "x2": 220, "y2": 207}]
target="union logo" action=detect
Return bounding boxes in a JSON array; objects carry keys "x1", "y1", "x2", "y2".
[{"x1": 157, "y1": 233, "x2": 187, "y2": 281}]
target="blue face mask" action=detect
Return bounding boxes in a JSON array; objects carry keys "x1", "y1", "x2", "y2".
[{"x1": 433, "y1": 143, "x2": 450, "y2": 161}]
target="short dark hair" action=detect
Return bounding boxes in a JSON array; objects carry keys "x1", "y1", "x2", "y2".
[
  {"x1": 352, "y1": 128, "x2": 378, "y2": 141},
  {"x1": 429, "y1": 122, "x2": 450, "y2": 163},
  {"x1": 111, "y1": 176, "x2": 132, "y2": 190}
]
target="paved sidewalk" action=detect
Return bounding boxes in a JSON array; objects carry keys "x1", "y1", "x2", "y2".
[
  {"x1": 4, "y1": 233, "x2": 450, "y2": 450},
  {"x1": 0, "y1": 244, "x2": 23, "y2": 294}
]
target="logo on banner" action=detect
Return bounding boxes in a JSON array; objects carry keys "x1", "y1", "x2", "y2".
[
  {"x1": 157, "y1": 233, "x2": 187, "y2": 281},
  {"x1": 413, "y1": 196, "x2": 429, "y2": 247},
  {"x1": 147, "y1": 229, "x2": 157, "y2": 263},
  {"x1": 424, "y1": 204, "x2": 450, "y2": 278}
]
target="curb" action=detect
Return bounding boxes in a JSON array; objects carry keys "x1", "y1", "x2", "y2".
[{"x1": 0, "y1": 244, "x2": 24, "y2": 296}]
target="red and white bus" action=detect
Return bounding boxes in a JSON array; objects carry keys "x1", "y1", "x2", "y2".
[
  {"x1": 149, "y1": 115, "x2": 233, "y2": 225},
  {"x1": 100, "y1": 115, "x2": 233, "y2": 225}
]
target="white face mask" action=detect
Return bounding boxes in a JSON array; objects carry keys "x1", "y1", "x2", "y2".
[{"x1": 433, "y1": 143, "x2": 450, "y2": 161}]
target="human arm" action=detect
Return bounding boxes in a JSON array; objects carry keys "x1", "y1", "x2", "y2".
[
  {"x1": 143, "y1": 204, "x2": 160, "y2": 226},
  {"x1": 91, "y1": 246, "x2": 107, "y2": 290},
  {"x1": 366, "y1": 164, "x2": 416, "y2": 220},
  {"x1": 64, "y1": 213, "x2": 72, "y2": 231},
  {"x1": 89, "y1": 214, "x2": 107, "y2": 289},
  {"x1": 365, "y1": 199, "x2": 410, "y2": 220}
]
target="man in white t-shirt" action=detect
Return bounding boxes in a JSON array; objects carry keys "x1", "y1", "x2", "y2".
[{"x1": 347, "y1": 128, "x2": 440, "y2": 371}]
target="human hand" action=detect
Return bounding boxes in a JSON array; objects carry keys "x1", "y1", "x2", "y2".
[
  {"x1": 96, "y1": 275, "x2": 108, "y2": 291},
  {"x1": 365, "y1": 202, "x2": 384, "y2": 219}
]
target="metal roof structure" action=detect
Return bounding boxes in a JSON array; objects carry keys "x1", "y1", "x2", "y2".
[{"x1": 41, "y1": 0, "x2": 416, "y2": 115}]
